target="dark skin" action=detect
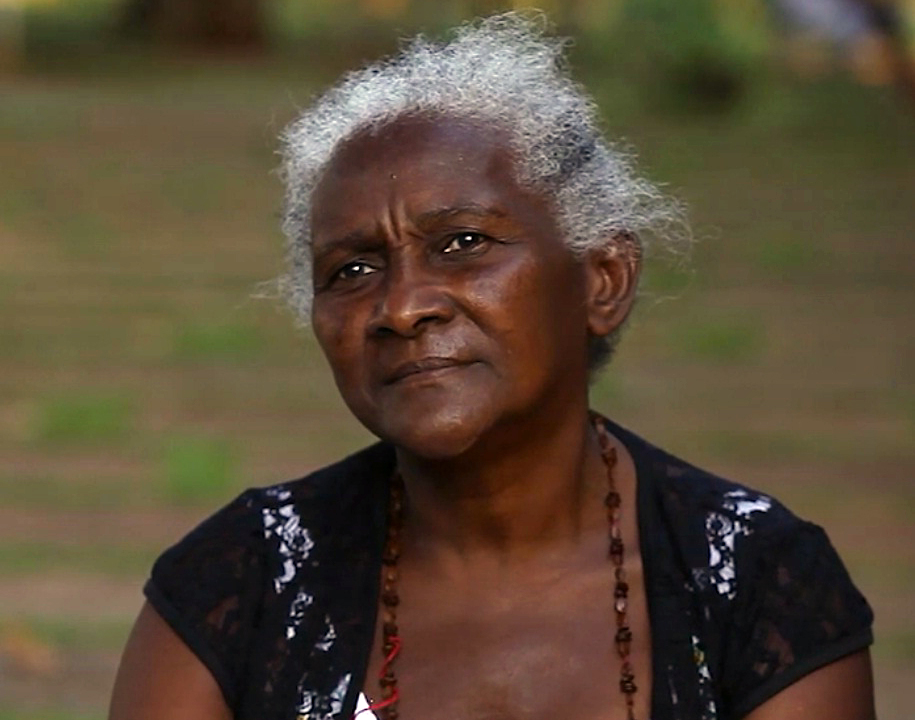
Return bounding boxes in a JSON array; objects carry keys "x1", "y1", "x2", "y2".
[
  {"x1": 309, "y1": 116, "x2": 650, "y2": 720},
  {"x1": 109, "y1": 116, "x2": 875, "y2": 720}
]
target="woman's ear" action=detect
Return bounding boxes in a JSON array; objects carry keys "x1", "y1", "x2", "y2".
[{"x1": 584, "y1": 233, "x2": 641, "y2": 337}]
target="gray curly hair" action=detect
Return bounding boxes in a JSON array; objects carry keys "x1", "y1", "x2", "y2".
[{"x1": 279, "y1": 12, "x2": 687, "y2": 369}]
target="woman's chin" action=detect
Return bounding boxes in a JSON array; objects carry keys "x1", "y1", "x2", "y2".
[{"x1": 371, "y1": 406, "x2": 496, "y2": 462}]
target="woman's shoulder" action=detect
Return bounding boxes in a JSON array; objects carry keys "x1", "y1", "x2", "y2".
[
  {"x1": 143, "y1": 442, "x2": 395, "y2": 711},
  {"x1": 606, "y1": 418, "x2": 868, "y2": 603},
  {"x1": 156, "y1": 441, "x2": 395, "y2": 556},
  {"x1": 610, "y1": 419, "x2": 801, "y2": 540},
  {"x1": 147, "y1": 441, "x2": 394, "y2": 619},
  {"x1": 608, "y1": 420, "x2": 873, "y2": 718}
]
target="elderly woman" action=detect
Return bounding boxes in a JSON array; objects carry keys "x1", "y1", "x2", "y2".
[{"x1": 109, "y1": 14, "x2": 874, "y2": 720}]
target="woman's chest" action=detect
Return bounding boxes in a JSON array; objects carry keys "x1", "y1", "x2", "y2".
[{"x1": 361, "y1": 560, "x2": 653, "y2": 720}]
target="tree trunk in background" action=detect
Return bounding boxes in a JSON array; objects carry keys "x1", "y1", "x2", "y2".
[{"x1": 119, "y1": 0, "x2": 267, "y2": 49}]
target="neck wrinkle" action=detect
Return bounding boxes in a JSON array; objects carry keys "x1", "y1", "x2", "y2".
[{"x1": 394, "y1": 409, "x2": 607, "y2": 565}]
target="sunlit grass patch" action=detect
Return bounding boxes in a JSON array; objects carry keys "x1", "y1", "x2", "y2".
[
  {"x1": 0, "y1": 713, "x2": 102, "y2": 720},
  {"x1": 0, "y1": 184, "x2": 45, "y2": 229},
  {"x1": 640, "y1": 262, "x2": 696, "y2": 298},
  {"x1": 0, "y1": 89, "x2": 89, "y2": 140},
  {"x1": 0, "y1": 273, "x2": 19, "y2": 299},
  {"x1": 897, "y1": 391, "x2": 915, "y2": 432},
  {"x1": 876, "y1": 630, "x2": 915, "y2": 663},
  {"x1": 699, "y1": 428, "x2": 830, "y2": 464},
  {"x1": 2, "y1": 164, "x2": 113, "y2": 264},
  {"x1": 161, "y1": 434, "x2": 237, "y2": 504},
  {"x1": 171, "y1": 319, "x2": 262, "y2": 364},
  {"x1": 30, "y1": 392, "x2": 134, "y2": 446},
  {"x1": 56, "y1": 212, "x2": 114, "y2": 258},
  {"x1": 669, "y1": 315, "x2": 766, "y2": 363},
  {"x1": 0, "y1": 474, "x2": 148, "y2": 510},
  {"x1": 749, "y1": 237, "x2": 820, "y2": 276},
  {"x1": 0, "y1": 316, "x2": 24, "y2": 362},
  {"x1": 0, "y1": 541, "x2": 155, "y2": 577},
  {"x1": 158, "y1": 162, "x2": 237, "y2": 217},
  {"x1": 4, "y1": 617, "x2": 132, "y2": 653},
  {"x1": 846, "y1": 547, "x2": 915, "y2": 593},
  {"x1": 590, "y1": 371, "x2": 628, "y2": 411}
]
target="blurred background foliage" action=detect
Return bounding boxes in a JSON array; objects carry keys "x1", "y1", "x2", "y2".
[{"x1": 0, "y1": 0, "x2": 913, "y2": 718}]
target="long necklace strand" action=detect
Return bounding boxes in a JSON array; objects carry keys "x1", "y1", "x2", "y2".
[
  {"x1": 372, "y1": 417, "x2": 637, "y2": 720},
  {"x1": 594, "y1": 416, "x2": 638, "y2": 720},
  {"x1": 374, "y1": 475, "x2": 404, "y2": 720}
]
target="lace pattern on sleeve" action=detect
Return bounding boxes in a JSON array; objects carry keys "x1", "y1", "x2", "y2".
[
  {"x1": 723, "y1": 521, "x2": 874, "y2": 718},
  {"x1": 144, "y1": 489, "x2": 266, "y2": 707}
]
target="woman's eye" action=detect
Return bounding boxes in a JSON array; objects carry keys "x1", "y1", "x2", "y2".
[
  {"x1": 334, "y1": 261, "x2": 375, "y2": 281},
  {"x1": 442, "y1": 232, "x2": 488, "y2": 254}
]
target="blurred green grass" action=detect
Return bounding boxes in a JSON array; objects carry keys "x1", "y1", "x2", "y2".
[
  {"x1": 171, "y1": 319, "x2": 263, "y2": 364},
  {"x1": 0, "y1": 542, "x2": 156, "y2": 577},
  {"x1": 161, "y1": 434, "x2": 237, "y2": 503},
  {"x1": 30, "y1": 392, "x2": 135, "y2": 446},
  {"x1": 1, "y1": 2, "x2": 913, "y2": 719},
  {"x1": 668, "y1": 315, "x2": 767, "y2": 363},
  {"x1": 0, "y1": 474, "x2": 149, "y2": 509},
  {"x1": 0, "y1": 714, "x2": 102, "y2": 720}
]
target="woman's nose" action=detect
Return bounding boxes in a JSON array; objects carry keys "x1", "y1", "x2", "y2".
[{"x1": 367, "y1": 262, "x2": 455, "y2": 337}]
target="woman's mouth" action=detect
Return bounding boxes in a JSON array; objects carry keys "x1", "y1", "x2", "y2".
[{"x1": 385, "y1": 357, "x2": 470, "y2": 384}]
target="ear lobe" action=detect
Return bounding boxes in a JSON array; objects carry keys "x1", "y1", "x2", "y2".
[{"x1": 585, "y1": 235, "x2": 641, "y2": 337}]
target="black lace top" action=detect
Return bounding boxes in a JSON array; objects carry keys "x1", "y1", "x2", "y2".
[{"x1": 144, "y1": 420, "x2": 873, "y2": 720}]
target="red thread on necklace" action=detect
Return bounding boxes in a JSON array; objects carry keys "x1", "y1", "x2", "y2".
[
  {"x1": 379, "y1": 633, "x2": 402, "y2": 671},
  {"x1": 353, "y1": 634, "x2": 402, "y2": 718}
]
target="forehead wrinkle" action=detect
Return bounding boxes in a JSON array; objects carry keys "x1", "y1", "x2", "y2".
[
  {"x1": 377, "y1": 198, "x2": 403, "y2": 251},
  {"x1": 311, "y1": 121, "x2": 529, "y2": 261},
  {"x1": 415, "y1": 203, "x2": 508, "y2": 228},
  {"x1": 310, "y1": 230, "x2": 380, "y2": 269}
]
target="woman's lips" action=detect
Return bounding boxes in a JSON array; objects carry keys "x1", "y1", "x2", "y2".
[{"x1": 384, "y1": 357, "x2": 471, "y2": 384}]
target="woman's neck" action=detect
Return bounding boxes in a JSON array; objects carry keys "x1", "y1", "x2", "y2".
[{"x1": 394, "y1": 405, "x2": 608, "y2": 565}]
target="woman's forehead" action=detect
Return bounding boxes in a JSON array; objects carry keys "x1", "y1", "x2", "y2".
[
  {"x1": 322, "y1": 115, "x2": 514, "y2": 183},
  {"x1": 309, "y1": 115, "x2": 552, "y2": 240}
]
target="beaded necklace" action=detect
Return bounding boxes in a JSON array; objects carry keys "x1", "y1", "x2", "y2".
[{"x1": 367, "y1": 416, "x2": 637, "y2": 720}]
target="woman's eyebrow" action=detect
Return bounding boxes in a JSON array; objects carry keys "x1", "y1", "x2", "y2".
[
  {"x1": 415, "y1": 204, "x2": 507, "y2": 227},
  {"x1": 312, "y1": 230, "x2": 379, "y2": 263},
  {"x1": 313, "y1": 204, "x2": 507, "y2": 262}
]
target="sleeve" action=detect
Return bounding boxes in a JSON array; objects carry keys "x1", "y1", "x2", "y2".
[
  {"x1": 723, "y1": 520, "x2": 874, "y2": 719},
  {"x1": 143, "y1": 489, "x2": 266, "y2": 710}
]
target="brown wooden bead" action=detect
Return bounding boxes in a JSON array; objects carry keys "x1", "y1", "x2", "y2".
[
  {"x1": 620, "y1": 675, "x2": 637, "y2": 694},
  {"x1": 610, "y1": 537, "x2": 624, "y2": 562},
  {"x1": 592, "y1": 414, "x2": 638, "y2": 717},
  {"x1": 616, "y1": 625, "x2": 633, "y2": 655}
]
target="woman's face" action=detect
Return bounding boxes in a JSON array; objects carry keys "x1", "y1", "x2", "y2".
[{"x1": 310, "y1": 116, "x2": 604, "y2": 459}]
